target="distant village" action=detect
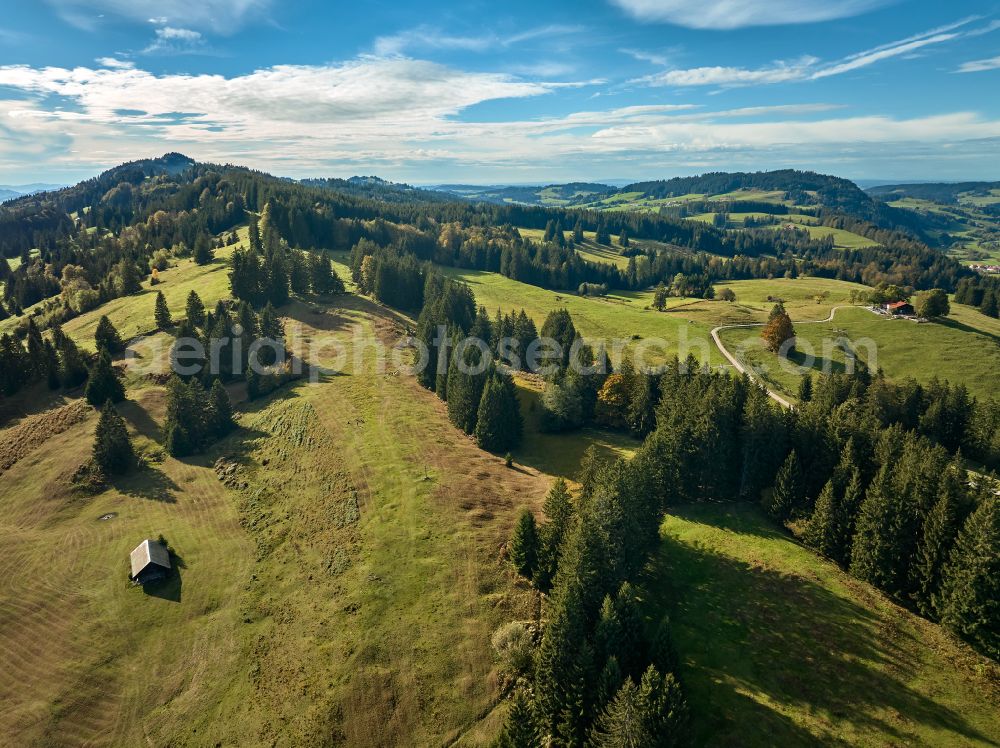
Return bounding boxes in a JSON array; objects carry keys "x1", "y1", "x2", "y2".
[{"x1": 970, "y1": 263, "x2": 1000, "y2": 275}]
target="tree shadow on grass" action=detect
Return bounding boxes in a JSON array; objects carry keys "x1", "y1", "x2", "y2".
[
  {"x1": 117, "y1": 399, "x2": 162, "y2": 441},
  {"x1": 116, "y1": 466, "x2": 180, "y2": 503},
  {"x1": 938, "y1": 317, "x2": 1000, "y2": 346},
  {"x1": 641, "y1": 506, "x2": 996, "y2": 746}
]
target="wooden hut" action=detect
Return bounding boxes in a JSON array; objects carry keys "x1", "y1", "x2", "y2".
[{"x1": 129, "y1": 539, "x2": 171, "y2": 584}]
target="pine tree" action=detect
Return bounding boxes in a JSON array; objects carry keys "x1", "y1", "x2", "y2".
[
  {"x1": 573, "y1": 220, "x2": 584, "y2": 243},
  {"x1": 764, "y1": 450, "x2": 804, "y2": 522},
  {"x1": 266, "y1": 250, "x2": 290, "y2": 307},
  {"x1": 25, "y1": 318, "x2": 46, "y2": 377},
  {"x1": 535, "y1": 479, "x2": 574, "y2": 592},
  {"x1": 912, "y1": 467, "x2": 964, "y2": 617},
  {"x1": 535, "y1": 583, "x2": 592, "y2": 744},
  {"x1": 804, "y1": 480, "x2": 848, "y2": 564},
  {"x1": 510, "y1": 508, "x2": 539, "y2": 580},
  {"x1": 43, "y1": 339, "x2": 61, "y2": 390},
  {"x1": 94, "y1": 315, "x2": 125, "y2": 355},
  {"x1": 591, "y1": 678, "x2": 646, "y2": 747},
  {"x1": 193, "y1": 234, "x2": 214, "y2": 265},
  {"x1": 288, "y1": 250, "x2": 311, "y2": 294},
  {"x1": 93, "y1": 401, "x2": 134, "y2": 475},
  {"x1": 591, "y1": 666, "x2": 688, "y2": 748},
  {"x1": 310, "y1": 252, "x2": 344, "y2": 295},
  {"x1": 154, "y1": 291, "x2": 172, "y2": 330},
  {"x1": 939, "y1": 497, "x2": 999, "y2": 658},
  {"x1": 849, "y1": 464, "x2": 914, "y2": 596},
  {"x1": 209, "y1": 379, "x2": 235, "y2": 437},
  {"x1": 185, "y1": 290, "x2": 205, "y2": 327},
  {"x1": 85, "y1": 349, "x2": 125, "y2": 406},
  {"x1": 635, "y1": 666, "x2": 689, "y2": 748},
  {"x1": 446, "y1": 340, "x2": 487, "y2": 434},
  {"x1": 474, "y1": 369, "x2": 523, "y2": 453},
  {"x1": 54, "y1": 326, "x2": 88, "y2": 389},
  {"x1": 798, "y1": 373, "x2": 813, "y2": 402},
  {"x1": 246, "y1": 363, "x2": 262, "y2": 401},
  {"x1": 495, "y1": 686, "x2": 541, "y2": 747}
]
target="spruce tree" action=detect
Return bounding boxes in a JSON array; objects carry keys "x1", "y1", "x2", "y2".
[
  {"x1": 154, "y1": 291, "x2": 172, "y2": 330},
  {"x1": 93, "y1": 401, "x2": 134, "y2": 475},
  {"x1": 939, "y1": 497, "x2": 999, "y2": 658},
  {"x1": 55, "y1": 328, "x2": 88, "y2": 389},
  {"x1": 85, "y1": 349, "x2": 125, "y2": 406},
  {"x1": 185, "y1": 290, "x2": 206, "y2": 327},
  {"x1": 43, "y1": 339, "x2": 61, "y2": 390},
  {"x1": 495, "y1": 686, "x2": 541, "y2": 748},
  {"x1": 912, "y1": 468, "x2": 964, "y2": 618},
  {"x1": 209, "y1": 379, "x2": 235, "y2": 437},
  {"x1": 95, "y1": 315, "x2": 125, "y2": 355},
  {"x1": 474, "y1": 369, "x2": 523, "y2": 453},
  {"x1": 764, "y1": 450, "x2": 804, "y2": 522},
  {"x1": 804, "y1": 480, "x2": 848, "y2": 565},
  {"x1": 193, "y1": 234, "x2": 214, "y2": 265},
  {"x1": 535, "y1": 583, "x2": 592, "y2": 744},
  {"x1": 510, "y1": 508, "x2": 539, "y2": 580},
  {"x1": 246, "y1": 363, "x2": 262, "y2": 401},
  {"x1": 534, "y1": 480, "x2": 575, "y2": 591},
  {"x1": 849, "y1": 464, "x2": 912, "y2": 595},
  {"x1": 591, "y1": 678, "x2": 646, "y2": 747},
  {"x1": 446, "y1": 340, "x2": 487, "y2": 434},
  {"x1": 797, "y1": 374, "x2": 813, "y2": 403}
]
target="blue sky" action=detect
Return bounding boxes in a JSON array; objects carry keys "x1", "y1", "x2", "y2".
[{"x1": 0, "y1": 0, "x2": 998, "y2": 185}]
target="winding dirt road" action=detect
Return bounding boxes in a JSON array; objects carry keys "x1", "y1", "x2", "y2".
[{"x1": 710, "y1": 305, "x2": 851, "y2": 409}]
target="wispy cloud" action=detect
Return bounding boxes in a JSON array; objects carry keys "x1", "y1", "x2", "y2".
[
  {"x1": 957, "y1": 55, "x2": 1000, "y2": 73},
  {"x1": 373, "y1": 24, "x2": 583, "y2": 57},
  {"x1": 143, "y1": 26, "x2": 206, "y2": 54},
  {"x1": 620, "y1": 47, "x2": 680, "y2": 67},
  {"x1": 609, "y1": 0, "x2": 896, "y2": 30},
  {"x1": 640, "y1": 17, "x2": 990, "y2": 87},
  {"x1": 42, "y1": 0, "x2": 272, "y2": 33}
]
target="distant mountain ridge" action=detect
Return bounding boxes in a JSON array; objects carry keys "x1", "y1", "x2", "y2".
[{"x1": 867, "y1": 181, "x2": 1000, "y2": 204}]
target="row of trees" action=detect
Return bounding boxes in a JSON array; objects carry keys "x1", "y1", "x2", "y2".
[
  {"x1": 230, "y1": 217, "x2": 344, "y2": 309},
  {"x1": 502, "y1": 459, "x2": 689, "y2": 745},
  {"x1": 411, "y1": 272, "x2": 524, "y2": 453},
  {"x1": 954, "y1": 276, "x2": 1000, "y2": 318}
]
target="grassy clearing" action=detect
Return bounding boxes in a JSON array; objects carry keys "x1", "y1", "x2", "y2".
[
  {"x1": 437, "y1": 266, "x2": 725, "y2": 367},
  {"x1": 513, "y1": 374, "x2": 639, "y2": 480},
  {"x1": 0, "y1": 246, "x2": 550, "y2": 744},
  {"x1": 719, "y1": 305, "x2": 1000, "y2": 402},
  {"x1": 647, "y1": 503, "x2": 1000, "y2": 746}
]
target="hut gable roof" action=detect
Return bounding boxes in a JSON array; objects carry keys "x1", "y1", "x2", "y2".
[{"x1": 130, "y1": 539, "x2": 171, "y2": 579}]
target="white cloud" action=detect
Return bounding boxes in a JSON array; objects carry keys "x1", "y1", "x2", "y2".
[
  {"x1": 43, "y1": 0, "x2": 271, "y2": 33},
  {"x1": 143, "y1": 26, "x2": 205, "y2": 54},
  {"x1": 958, "y1": 55, "x2": 1000, "y2": 73},
  {"x1": 95, "y1": 57, "x2": 134, "y2": 68},
  {"x1": 609, "y1": 0, "x2": 895, "y2": 30},
  {"x1": 0, "y1": 57, "x2": 997, "y2": 183},
  {"x1": 641, "y1": 18, "x2": 982, "y2": 87}
]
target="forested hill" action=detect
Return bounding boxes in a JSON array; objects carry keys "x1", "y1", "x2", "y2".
[
  {"x1": 623, "y1": 169, "x2": 868, "y2": 204},
  {"x1": 867, "y1": 181, "x2": 1000, "y2": 204},
  {"x1": 0, "y1": 153, "x2": 983, "y2": 321},
  {"x1": 299, "y1": 175, "x2": 455, "y2": 204}
]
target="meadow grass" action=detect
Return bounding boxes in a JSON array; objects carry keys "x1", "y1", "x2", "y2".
[
  {"x1": 0, "y1": 287, "x2": 550, "y2": 745},
  {"x1": 648, "y1": 503, "x2": 1000, "y2": 746},
  {"x1": 718, "y1": 305, "x2": 1000, "y2": 402}
]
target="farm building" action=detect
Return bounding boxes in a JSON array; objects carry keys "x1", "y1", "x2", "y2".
[
  {"x1": 129, "y1": 539, "x2": 171, "y2": 585},
  {"x1": 885, "y1": 301, "x2": 915, "y2": 316}
]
